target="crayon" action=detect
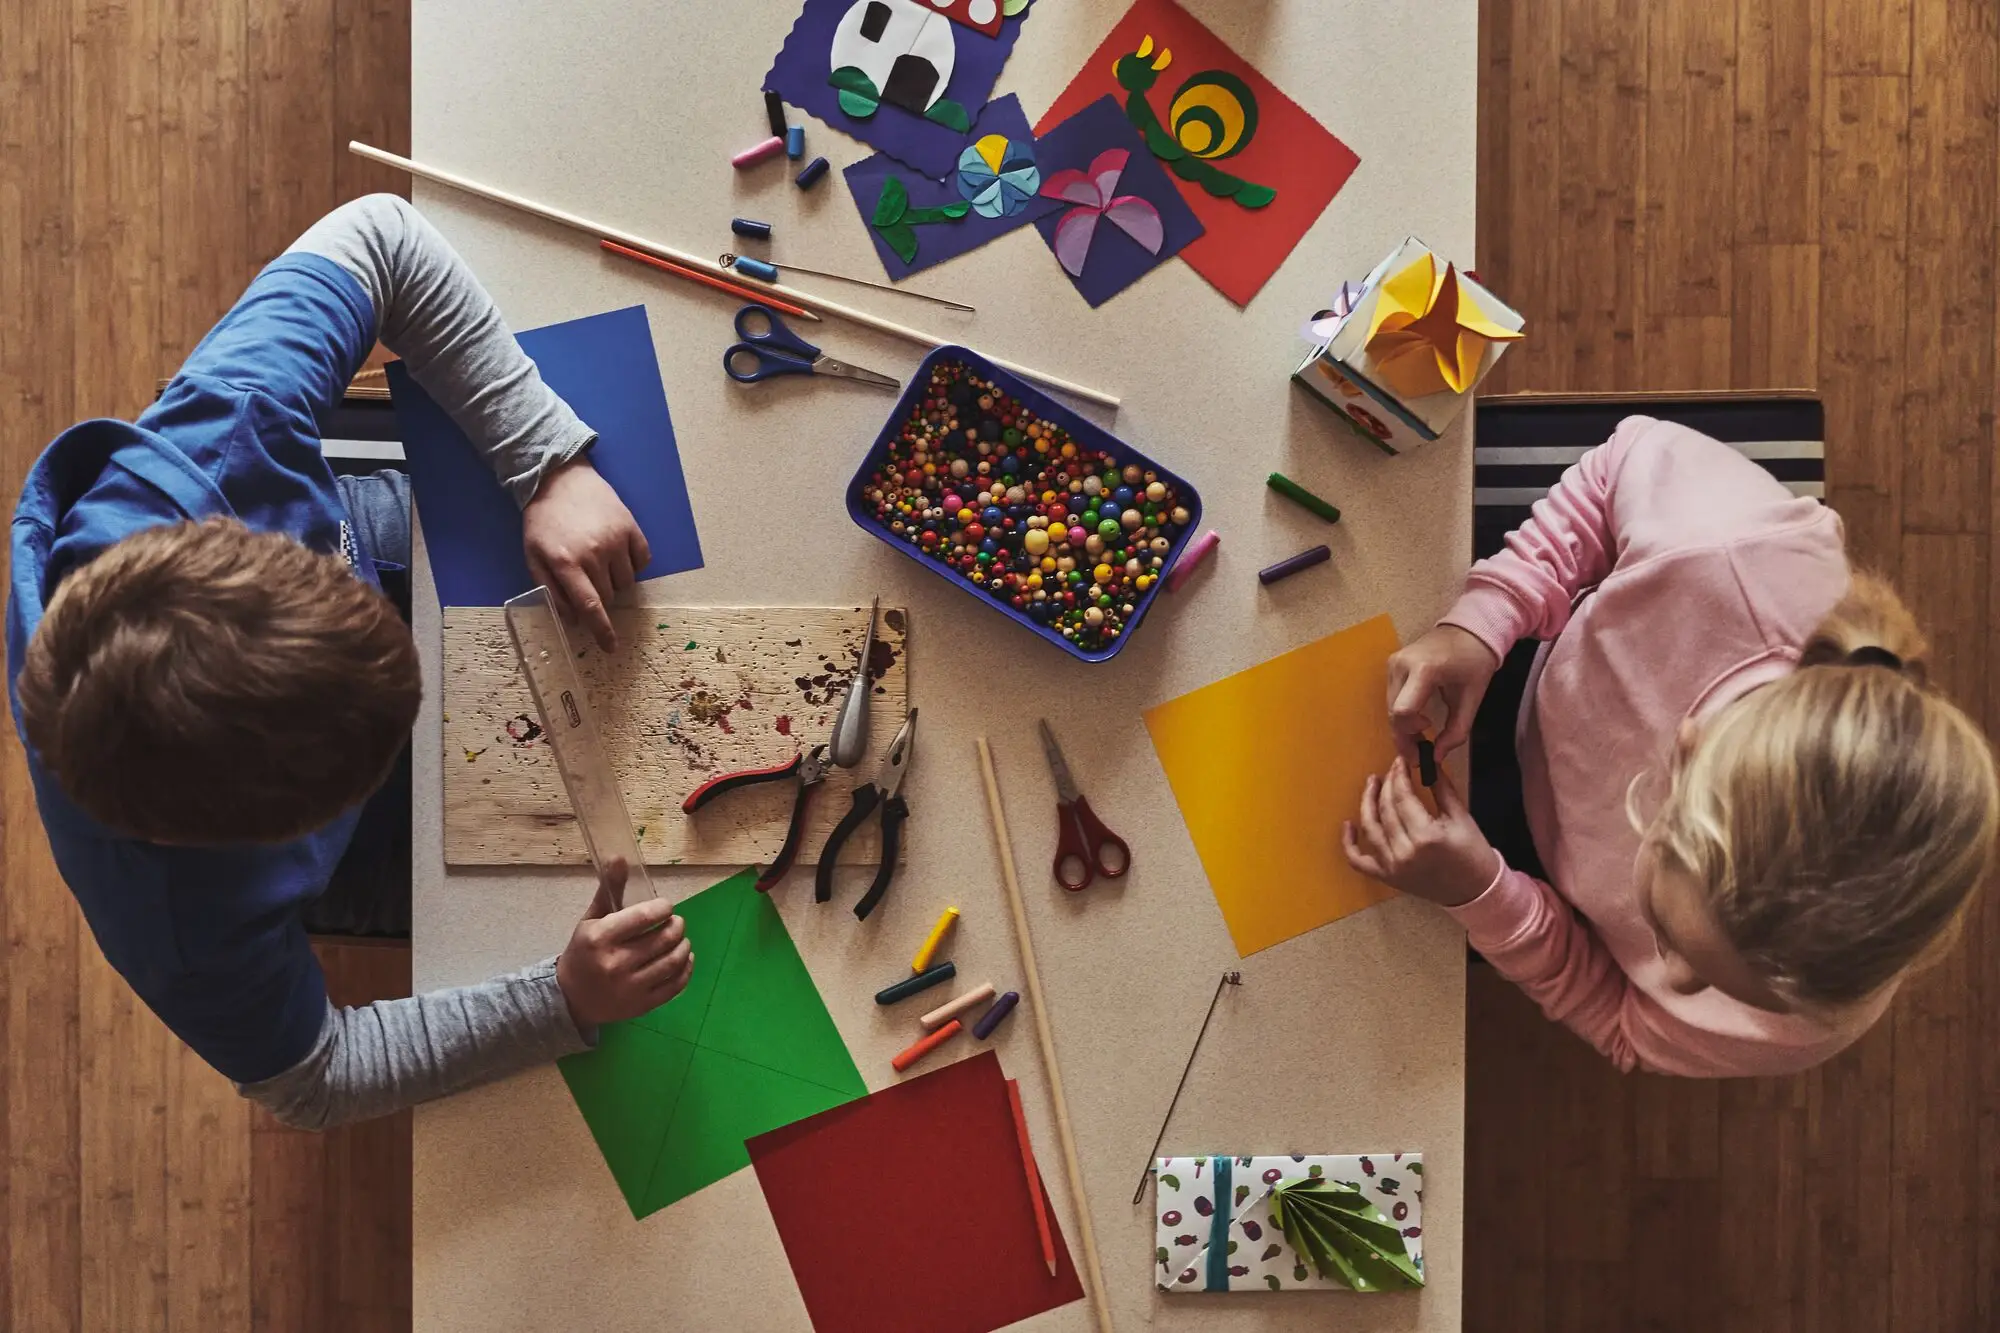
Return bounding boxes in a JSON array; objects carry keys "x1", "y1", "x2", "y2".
[
  {"x1": 764, "y1": 90, "x2": 788, "y2": 139},
  {"x1": 875, "y1": 960, "x2": 956, "y2": 1005},
  {"x1": 786, "y1": 125, "x2": 806, "y2": 159},
  {"x1": 1007, "y1": 1079, "x2": 1059, "y2": 1276},
  {"x1": 795, "y1": 155, "x2": 831, "y2": 189},
  {"x1": 912, "y1": 906, "x2": 960, "y2": 973},
  {"x1": 730, "y1": 217, "x2": 774, "y2": 240},
  {"x1": 1164, "y1": 529, "x2": 1220, "y2": 593},
  {"x1": 731, "y1": 136, "x2": 787, "y2": 169},
  {"x1": 1266, "y1": 472, "x2": 1342, "y2": 523},
  {"x1": 972, "y1": 990, "x2": 1020, "y2": 1040},
  {"x1": 1416, "y1": 736, "x2": 1438, "y2": 788},
  {"x1": 892, "y1": 1019, "x2": 963, "y2": 1073},
  {"x1": 1258, "y1": 545, "x2": 1331, "y2": 585},
  {"x1": 921, "y1": 982, "x2": 997, "y2": 1032}
]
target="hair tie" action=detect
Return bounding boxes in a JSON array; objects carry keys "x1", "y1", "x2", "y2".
[{"x1": 1846, "y1": 646, "x2": 1903, "y2": 672}]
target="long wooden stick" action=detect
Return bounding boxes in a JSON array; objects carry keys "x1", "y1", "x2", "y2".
[
  {"x1": 976, "y1": 737, "x2": 1114, "y2": 1333},
  {"x1": 347, "y1": 142, "x2": 1121, "y2": 410}
]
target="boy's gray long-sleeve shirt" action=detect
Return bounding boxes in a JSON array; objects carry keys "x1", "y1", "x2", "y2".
[{"x1": 240, "y1": 196, "x2": 596, "y2": 1130}]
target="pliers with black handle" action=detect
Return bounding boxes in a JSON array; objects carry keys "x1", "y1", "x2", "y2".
[
  {"x1": 682, "y1": 743, "x2": 828, "y2": 893},
  {"x1": 816, "y1": 709, "x2": 916, "y2": 920}
]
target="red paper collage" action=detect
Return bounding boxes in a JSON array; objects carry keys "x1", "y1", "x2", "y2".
[
  {"x1": 1036, "y1": 0, "x2": 1361, "y2": 306},
  {"x1": 746, "y1": 1051, "x2": 1085, "y2": 1333}
]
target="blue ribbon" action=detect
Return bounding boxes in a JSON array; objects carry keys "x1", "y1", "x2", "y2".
[{"x1": 1204, "y1": 1156, "x2": 1234, "y2": 1291}]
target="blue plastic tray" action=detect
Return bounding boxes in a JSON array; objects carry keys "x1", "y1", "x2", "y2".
[{"x1": 846, "y1": 346, "x2": 1203, "y2": 663}]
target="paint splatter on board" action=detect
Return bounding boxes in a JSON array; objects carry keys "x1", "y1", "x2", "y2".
[
  {"x1": 775, "y1": 715, "x2": 793, "y2": 736},
  {"x1": 714, "y1": 647, "x2": 728, "y2": 664},
  {"x1": 885, "y1": 608, "x2": 906, "y2": 633},
  {"x1": 685, "y1": 641, "x2": 699, "y2": 651},
  {"x1": 636, "y1": 825, "x2": 647, "y2": 840},
  {"x1": 867, "y1": 639, "x2": 897, "y2": 682},
  {"x1": 464, "y1": 747, "x2": 488, "y2": 762},
  {"x1": 687, "y1": 690, "x2": 736, "y2": 734},
  {"x1": 785, "y1": 638, "x2": 803, "y2": 647},
  {"x1": 506, "y1": 715, "x2": 544, "y2": 745},
  {"x1": 656, "y1": 622, "x2": 669, "y2": 630}
]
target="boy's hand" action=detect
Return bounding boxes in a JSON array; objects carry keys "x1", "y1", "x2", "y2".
[
  {"x1": 1386, "y1": 624, "x2": 1501, "y2": 763},
  {"x1": 522, "y1": 457, "x2": 650, "y2": 652},
  {"x1": 556, "y1": 860, "x2": 693, "y2": 1029},
  {"x1": 1342, "y1": 759, "x2": 1499, "y2": 908}
]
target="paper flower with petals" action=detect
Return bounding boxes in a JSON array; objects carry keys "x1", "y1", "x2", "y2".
[
  {"x1": 1039, "y1": 148, "x2": 1165, "y2": 278},
  {"x1": 1302, "y1": 280, "x2": 1365, "y2": 343},
  {"x1": 957, "y1": 134, "x2": 1040, "y2": 218},
  {"x1": 1360, "y1": 253, "x2": 1524, "y2": 399}
]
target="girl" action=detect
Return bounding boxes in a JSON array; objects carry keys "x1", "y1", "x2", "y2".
[{"x1": 1343, "y1": 416, "x2": 1999, "y2": 1076}]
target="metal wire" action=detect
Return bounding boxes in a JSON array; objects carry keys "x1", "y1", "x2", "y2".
[{"x1": 1132, "y1": 970, "x2": 1243, "y2": 1204}]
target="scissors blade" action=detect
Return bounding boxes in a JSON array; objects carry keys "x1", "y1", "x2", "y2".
[
  {"x1": 812, "y1": 356, "x2": 902, "y2": 391},
  {"x1": 1037, "y1": 719, "x2": 1082, "y2": 803},
  {"x1": 878, "y1": 708, "x2": 917, "y2": 798}
]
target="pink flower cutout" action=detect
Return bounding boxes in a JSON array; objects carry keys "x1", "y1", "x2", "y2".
[{"x1": 1039, "y1": 149, "x2": 1165, "y2": 278}]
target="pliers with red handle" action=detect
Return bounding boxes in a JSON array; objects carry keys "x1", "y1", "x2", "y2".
[{"x1": 682, "y1": 743, "x2": 829, "y2": 893}]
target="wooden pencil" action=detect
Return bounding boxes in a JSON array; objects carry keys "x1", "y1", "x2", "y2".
[
  {"x1": 1007, "y1": 1077, "x2": 1060, "y2": 1278},
  {"x1": 599, "y1": 240, "x2": 816, "y2": 320},
  {"x1": 976, "y1": 737, "x2": 1114, "y2": 1333}
]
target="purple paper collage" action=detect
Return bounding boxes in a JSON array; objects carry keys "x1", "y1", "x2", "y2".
[{"x1": 769, "y1": 0, "x2": 1204, "y2": 303}]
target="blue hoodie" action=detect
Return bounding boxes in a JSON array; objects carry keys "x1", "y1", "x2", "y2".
[{"x1": 8, "y1": 252, "x2": 389, "y2": 1085}]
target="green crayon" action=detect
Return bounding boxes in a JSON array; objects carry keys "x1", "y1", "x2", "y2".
[
  {"x1": 875, "y1": 960, "x2": 956, "y2": 1005},
  {"x1": 1266, "y1": 472, "x2": 1342, "y2": 524}
]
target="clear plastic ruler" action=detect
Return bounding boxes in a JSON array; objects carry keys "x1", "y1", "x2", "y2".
[{"x1": 504, "y1": 588, "x2": 661, "y2": 908}]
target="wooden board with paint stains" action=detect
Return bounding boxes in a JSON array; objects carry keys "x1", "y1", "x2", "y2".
[{"x1": 442, "y1": 606, "x2": 910, "y2": 867}]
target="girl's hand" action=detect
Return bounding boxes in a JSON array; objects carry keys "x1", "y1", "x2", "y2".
[
  {"x1": 521, "y1": 457, "x2": 651, "y2": 652},
  {"x1": 1386, "y1": 624, "x2": 1501, "y2": 763},
  {"x1": 1343, "y1": 758, "x2": 1499, "y2": 908}
]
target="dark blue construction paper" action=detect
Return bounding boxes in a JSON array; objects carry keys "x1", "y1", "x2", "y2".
[
  {"x1": 766, "y1": 0, "x2": 1033, "y2": 180},
  {"x1": 842, "y1": 95, "x2": 1062, "y2": 279},
  {"x1": 1032, "y1": 95, "x2": 1206, "y2": 309},
  {"x1": 385, "y1": 304, "x2": 702, "y2": 607}
]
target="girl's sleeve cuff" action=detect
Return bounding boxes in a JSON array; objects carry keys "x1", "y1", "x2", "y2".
[
  {"x1": 1443, "y1": 851, "x2": 1535, "y2": 946},
  {"x1": 1438, "y1": 584, "x2": 1527, "y2": 664}
]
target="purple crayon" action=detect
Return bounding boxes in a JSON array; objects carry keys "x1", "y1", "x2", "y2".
[
  {"x1": 972, "y1": 989, "x2": 1020, "y2": 1039},
  {"x1": 1258, "y1": 544, "x2": 1331, "y2": 585}
]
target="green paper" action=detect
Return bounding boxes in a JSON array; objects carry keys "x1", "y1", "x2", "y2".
[
  {"x1": 873, "y1": 176, "x2": 910, "y2": 227},
  {"x1": 558, "y1": 870, "x2": 866, "y2": 1218},
  {"x1": 879, "y1": 221, "x2": 920, "y2": 264},
  {"x1": 830, "y1": 66, "x2": 881, "y2": 118},
  {"x1": 925, "y1": 98, "x2": 971, "y2": 133},
  {"x1": 1268, "y1": 1178, "x2": 1424, "y2": 1292},
  {"x1": 1117, "y1": 50, "x2": 1280, "y2": 211},
  {"x1": 1002, "y1": 0, "x2": 1028, "y2": 13}
]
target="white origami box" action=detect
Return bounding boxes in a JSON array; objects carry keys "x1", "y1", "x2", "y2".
[
  {"x1": 1154, "y1": 1152, "x2": 1424, "y2": 1294},
  {"x1": 1293, "y1": 236, "x2": 1524, "y2": 455}
]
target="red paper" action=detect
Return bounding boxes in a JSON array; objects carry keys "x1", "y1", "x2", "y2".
[
  {"x1": 930, "y1": 0, "x2": 1006, "y2": 38},
  {"x1": 1036, "y1": 0, "x2": 1361, "y2": 306},
  {"x1": 747, "y1": 1051, "x2": 1085, "y2": 1333}
]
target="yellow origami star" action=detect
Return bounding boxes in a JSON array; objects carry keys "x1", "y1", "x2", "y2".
[{"x1": 1361, "y1": 253, "x2": 1523, "y2": 400}]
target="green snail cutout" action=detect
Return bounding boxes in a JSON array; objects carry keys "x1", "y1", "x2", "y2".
[{"x1": 1112, "y1": 35, "x2": 1277, "y2": 209}]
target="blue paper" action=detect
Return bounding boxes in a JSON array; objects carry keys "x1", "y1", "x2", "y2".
[
  {"x1": 386, "y1": 305, "x2": 702, "y2": 607},
  {"x1": 1033, "y1": 96, "x2": 1206, "y2": 308}
]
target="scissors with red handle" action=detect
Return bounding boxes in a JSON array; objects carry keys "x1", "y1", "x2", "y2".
[{"x1": 1039, "y1": 719, "x2": 1131, "y2": 892}]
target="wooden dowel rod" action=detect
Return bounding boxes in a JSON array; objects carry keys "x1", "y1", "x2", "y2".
[
  {"x1": 976, "y1": 737, "x2": 1114, "y2": 1333},
  {"x1": 347, "y1": 142, "x2": 1121, "y2": 410}
]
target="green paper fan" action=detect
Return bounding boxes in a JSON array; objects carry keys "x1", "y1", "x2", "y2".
[{"x1": 1267, "y1": 1178, "x2": 1424, "y2": 1292}]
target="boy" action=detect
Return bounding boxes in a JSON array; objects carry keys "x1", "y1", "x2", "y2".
[{"x1": 8, "y1": 195, "x2": 692, "y2": 1129}]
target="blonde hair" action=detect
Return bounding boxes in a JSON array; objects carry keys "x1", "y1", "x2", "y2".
[
  {"x1": 18, "y1": 518, "x2": 420, "y2": 845},
  {"x1": 1642, "y1": 572, "x2": 1999, "y2": 1007}
]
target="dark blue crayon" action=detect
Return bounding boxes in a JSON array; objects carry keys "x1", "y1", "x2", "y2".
[
  {"x1": 971, "y1": 989, "x2": 1020, "y2": 1039},
  {"x1": 795, "y1": 156, "x2": 830, "y2": 189},
  {"x1": 731, "y1": 217, "x2": 774, "y2": 240},
  {"x1": 876, "y1": 960, "x2": 955, "y2": 1005}
]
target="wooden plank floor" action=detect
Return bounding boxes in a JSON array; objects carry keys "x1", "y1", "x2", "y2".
[
  {"x1": 1474, "y1": 1, "x2": 2000, "y2": 1330},
  {"x1": 2, "y1": 0, "x2": 1995, "y2": 1328}
]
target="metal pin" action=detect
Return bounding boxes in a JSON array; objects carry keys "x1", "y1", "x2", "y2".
[
  {"x1": 719, "y1": 252, "x2": 975, "y2": 313},
  {"x1": 1132, "y1": 970, "x2": 1244, "y2": 1204}
]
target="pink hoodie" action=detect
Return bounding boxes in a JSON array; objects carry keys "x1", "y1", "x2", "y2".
[{"x1": 1439, "y1": 416, "x2": 1894, "y2": 1076}]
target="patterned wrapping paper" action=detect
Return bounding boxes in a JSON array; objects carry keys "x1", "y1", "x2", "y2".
[{"x1": 1154, "y1": 1153, "x2": 1425, "y2": 1293}]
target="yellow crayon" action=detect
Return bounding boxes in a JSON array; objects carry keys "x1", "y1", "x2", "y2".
[{"x1": 911, "y1": 906, "x2": 960, "y2": 974}]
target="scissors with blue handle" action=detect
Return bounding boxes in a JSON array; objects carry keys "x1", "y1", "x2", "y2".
[{"x1": 723, "y1": 304, "x2": 901, "y2": 390}]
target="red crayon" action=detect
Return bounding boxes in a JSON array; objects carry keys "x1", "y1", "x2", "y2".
[
  {"x1": 1007, "y1": 1078, "x2": 1059, "y2": 1277},
  {"x1": 892, "y1": 1019, "x2": 963, "y2": 1073}
]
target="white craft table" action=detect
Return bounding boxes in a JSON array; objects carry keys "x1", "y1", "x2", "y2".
[{"x1": 408, "y1": 1, "x2": 1478, "y2": 1328}]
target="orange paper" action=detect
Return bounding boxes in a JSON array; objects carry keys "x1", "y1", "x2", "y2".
[{"x1": 1143, "y1": 615, "x2": 1401, "y2": 955}]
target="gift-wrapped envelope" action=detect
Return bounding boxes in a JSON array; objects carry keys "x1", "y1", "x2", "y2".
[
  {"x1": 1154, "y1": 1153, "x2": 1424, "y2": 1294},
  {"x1": 1294, "y1": 235, "x2": 1524, "y2": 455}
]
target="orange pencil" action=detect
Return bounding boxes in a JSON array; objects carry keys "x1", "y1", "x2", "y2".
[
  {"x1": 1007, "y1": 1078, "x2": 1059, "y2": 1277},
  {"x1": 598, "y1": 239, "x2": 819, "y2": 320},
  {"x1": 891, "y1": 1019, "x2": 962, "y2": 1073}
]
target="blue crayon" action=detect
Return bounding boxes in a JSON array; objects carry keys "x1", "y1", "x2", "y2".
[
  {"x1": 731, "y1": 217, "x2": 774, "y2": 240},
  {"x1": 972, "y1": 989, "x2": 1020, "y2": 1039},
  {"x1": 795, "y1": 155, "x2": 830, "y2": 189},
  {"x1": 786, "y1": 125, "x2": 806, "y2": 159},
  {"x1": 732, "y1": 255, "x2": 780, "y2": 282},
  {"x1": 1257, "y1": 544, "x2": 1331, "y2": 586}
]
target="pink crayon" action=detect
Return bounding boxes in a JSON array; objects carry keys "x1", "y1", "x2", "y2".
[
  {"x1": 731, "y1": 136, "x2": 787, "y2": 169},
  {"x1": 1165, "y1": 529, "x2": 1220, "y2": 593}
]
